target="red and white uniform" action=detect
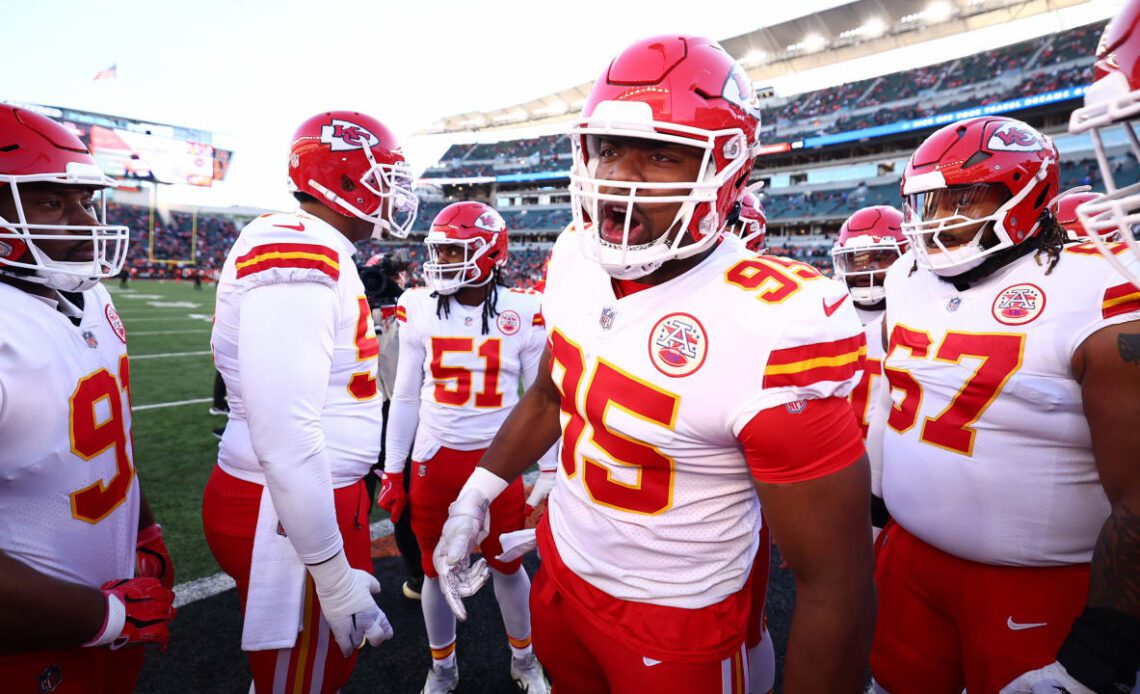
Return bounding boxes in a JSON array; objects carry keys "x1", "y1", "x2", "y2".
[
  {"x1": 384, "y1": 286, "x2": 550, "y2": 466},
  {"x1": 881, "y1": 245, "x2": 1140, "y2": 566},
  {"x1": 851, "y1": 307, "x2": 886, "y2": 442},
  {"x1": 204, "y1": 211, "x2": 383, "y2": 693},
  {"x1": 0, "y1": 282, "x2": 139, "y2": 586},
  {"x1": 873, "y1": 243, "x2": 1140, "y2": 694},
  {"x1": 385, "y1": 286, "x2": 553, "y2": 577},
  {"x1": 212, "y1": 212, "x2": 383, "y2": 489},
  {"x1": 536, "y1": 228, "x2": 866, "y2": 663}
]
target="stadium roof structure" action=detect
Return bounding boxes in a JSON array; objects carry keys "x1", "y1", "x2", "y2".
[{"x1": 420, "y1": 0, "x2": 1093, "y2": 135}]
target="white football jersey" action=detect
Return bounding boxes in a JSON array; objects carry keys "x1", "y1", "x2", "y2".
[
  {"x1": 850, "y1": 311, "x2": 886, "y2": 440},
  {"x1": 212, "y1": 212, "x2": 383, "y2": 487},
  {"x1": 0, "y1": 283, "x2": 139, "y2": 586},
  {"x1": 882, "y1": 243, "x2": 1140, "y2": 565},
  {"x1": 542, "y1": 229, "x2": 865, "y2": 609},
  {"x1": 394, "y1": 286, "x2": 547, "y2": 461}
]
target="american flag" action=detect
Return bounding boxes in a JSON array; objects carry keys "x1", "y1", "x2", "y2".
[{"x1": 92, "y1": 64, "x2": 117, "y2": 81}]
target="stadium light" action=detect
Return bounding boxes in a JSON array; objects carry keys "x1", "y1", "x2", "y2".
[
  {"x1": 925, "y1": 1, "x2": 953, "y2": 22},
  {"x1": 862, "y1": 17, "x2": 887, "y2": 38},
  {"x1": 787, "y1": 33, "x2": 828, "y2": 53}
]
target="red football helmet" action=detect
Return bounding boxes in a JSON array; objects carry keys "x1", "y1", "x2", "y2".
[
  {"x1": 423, "y1": 201, "x2": 509, "y2": 294},
  {"x1": 727, "y1": 185, "x2": 767, "y2": 253},
  {"x1": 1049, "y1": 188, "x2": 1119, "y2": 242},
  {"x1": 831, "y1": 206, "x2": 908, "y2": 306},
  {"x1": 288, "y1": 111, "x2": 417, "y2": 239},
  {"x1": 900, "y1": 116, "x2": 1059, "y2": 276},
  {"x1": 569, "y1": 35, "x2": 762, "y2": 278},
  {"x1": 1069, "y1": 0, "x2": 1140, "y2": 286},
  {"x1": 0, "y1": 106, "x2": 128, "y2": 291}
]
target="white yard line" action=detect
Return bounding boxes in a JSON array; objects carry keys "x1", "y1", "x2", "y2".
[
  {"x1": 131, "y1": 329, "x2": 211, "y2": 336},
  {"x1": 134, "y1": 397, "x2": 213, "y2": 411},
  {"x1": 132, "y1": 350, "x2": 212, "y2": 360}
]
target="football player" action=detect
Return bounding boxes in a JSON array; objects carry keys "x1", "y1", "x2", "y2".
[
  {"x1": 830, "y1": 206, "x2": 908, "y2": 543},
  {"x1": 726, "y1": 185, "x2": 768, "y2": 253},
  {"x1": 868, "y1": 115, "x2": 1140, "y2": 694},
  {"x1": 433, "y1": 35, "x2": 875, "y2": 693},
  {"x1": 0, "y1": 106, "x2": 176, "y2": 691},
  {"x1": 203, "y1": 110, "x2": 416, "y2": 693},
  {"x1": 377, "y1": 201, "x2": 552, "y2": 694}
]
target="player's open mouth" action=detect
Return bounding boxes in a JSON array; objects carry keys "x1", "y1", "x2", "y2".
[{"x1": 600, "y1": 203, "x2": 647, "y2": 246}]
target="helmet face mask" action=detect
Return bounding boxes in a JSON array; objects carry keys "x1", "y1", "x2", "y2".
[
  {"x1": 569, "y1": 35, "x2": 761, "y2": 280},
  {"x1": 726, "y1": 184, "x2": 767, "y2": 253},
  {"x1": 900, "y1": 117, "x2": 1058, "y2": 278},
  {"x1": 0, "y1": 108, "x2": 128, "y2": 292},
  {"x1": 423, "y1": 202, "x2": 508, "y2": 295},
  {"x1": 1069, "y1": 1, "x2": 1140, "y2": 286},
  {"x1": 289, "y1": 112, "x2": 418, "y2": 239},
  {"x1": 831, "y1": 205, "x2": 907, "y2": 305}
]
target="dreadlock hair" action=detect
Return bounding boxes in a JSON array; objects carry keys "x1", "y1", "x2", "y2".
[{"x1": 431, "y1": 266, "x2": 510, "y2": 335}]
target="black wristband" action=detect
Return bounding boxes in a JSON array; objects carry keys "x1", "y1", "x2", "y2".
[
  {"x1": 870, "y1": 494, "x2": 891, "y2": 529},
  {"x1": 1057, "y1": 607, "x2": 1140, "y2": 694}
]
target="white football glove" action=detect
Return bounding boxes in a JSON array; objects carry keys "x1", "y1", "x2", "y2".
[
  {"x1": 433, "y1": 468, "x2": 507, "y2": 621},
  {"x1": 525, "y1": 469, "x2": 556, "y2": 512},
  {"x1": 1000, "y1": 661, "x2": 1096, "y2": 694},
  {"x1": 308, "y1": 551, "x2": 394, "y2": 657},
  {"x1": 496, "y1": 528, "x2": 538, "y2": 563}
]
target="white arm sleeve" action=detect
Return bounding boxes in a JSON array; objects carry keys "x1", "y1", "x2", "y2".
[
  {"x1": 383, "y1": 313, "x2": 425, "y2": 475},
  {"x1": 239, "y1": 282, "x2": 342, "y2": 565},
  {"x1": 521, "y1": 323, "x2": 558, "y2": 473}
]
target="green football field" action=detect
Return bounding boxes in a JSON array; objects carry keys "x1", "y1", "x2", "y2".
[{"x1": 108, "y1": 279, "x2": 228, "y2": 583}]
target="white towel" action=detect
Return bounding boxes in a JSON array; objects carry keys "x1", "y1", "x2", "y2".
[{"x1": 241, "y1": 487, "x2": 308, "y2": 651}]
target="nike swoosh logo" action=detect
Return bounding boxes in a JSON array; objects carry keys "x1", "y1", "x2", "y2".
[
  {"x1": 642, "y1": 657, "x2": 661, "y2": 667},
  {"x1": 274, "y1": 222, "x2": 305, "y2": 231},
  {"x1": 823, "y1": 294, "x2": 849, "y2": 317},
  {"x1": 1006, "y1": 616, "x2": 1048, "y2": 631}
]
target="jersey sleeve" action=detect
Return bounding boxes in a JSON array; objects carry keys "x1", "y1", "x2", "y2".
[
  {"x1": 383, "y1": 292, "x2": 425, "y2": 475},
  {"x1": 1070, "y1": 252, "x2": 1140, "y2": 358},
  {"x1": 731, "y1": 278, "x2": 868, "y2": 436},
  {"x1": 232, "y1": 218, "x2": 342, "y2": 291},
  {"x1": 239, "y1": 282, "x2": 343, "y2": 564},
  {"x1": 738, "y1": 397, "x2": 866, "y2": 484}
]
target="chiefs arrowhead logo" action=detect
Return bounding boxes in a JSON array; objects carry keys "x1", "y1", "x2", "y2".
[
  {"x1": 320, "y1": 119, "x2": 380, "y2": 152},
  {"x1": 987, "y1": 122, "x2": 1044, "y2": 153},
  {"x1": 474, "y1": 210, "x2": 506, "y2": 233}
]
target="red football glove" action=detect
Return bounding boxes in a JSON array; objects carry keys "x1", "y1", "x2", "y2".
[
  {"x1": 136, "y1": 523, "x2": 175, "y2": 590},
  {"x1": 87, "y1": 578, "x2": 176, "y2": 650},
  {"x1": 377, "y1": 472, "x2": 407, "y2": 523}
]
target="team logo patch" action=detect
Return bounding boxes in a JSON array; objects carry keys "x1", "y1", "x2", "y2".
[
  {"x1": 105, "y1": 304, "x2": 127, "y2": 344},
  {"x1": 474, "y1": 210, "x2": 506, "y2": 233},
  {"x1": 648, "y1": 312, "x2": 708, "y2": 378},
  {"x1": 38, "y1": 664, "x2": 62, "y2": 693},
  {"x1": 987, "y1": 122, "x2": 1044, "y2": 153},
  {"x1": 497, "y1": 310, "x2": 520, "y2": 335},
  {"x1": 992, "y1": 283, "x2": 1046, "y2": 325},
  {"x1": 320, "y1": 119, "x2": 380, "y2": 152}
]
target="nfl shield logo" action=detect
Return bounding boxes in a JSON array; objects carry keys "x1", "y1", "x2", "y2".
[
  {"x1": 418, "y1": 463, "x2": 427, "y2": 477},
  {"x1": 946, "y1": 297, "x2": 961, "y2": 313},
  {"x1": 599, "y1": 307, "x2": 616, "y2": 331},
  {"x1": 82, "y1": 330, "x2": 98, "y2": 349}
]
